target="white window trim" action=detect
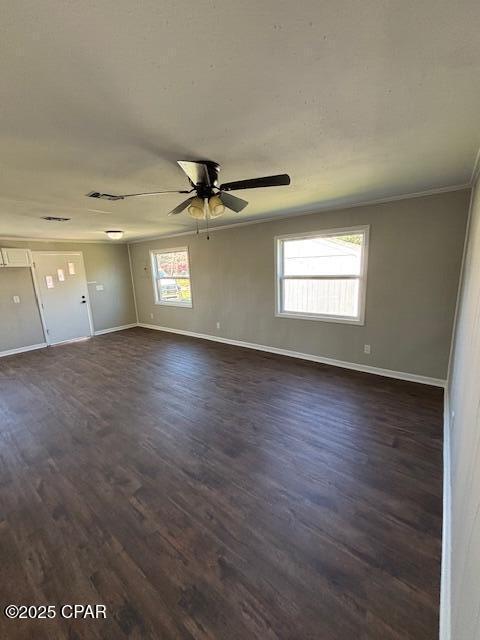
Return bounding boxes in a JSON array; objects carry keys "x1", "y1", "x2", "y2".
[
  {"x1": 150, "y1": 246, "x2": 193, "y2": 308},
  {"x1": 274, "y1": 225, "x2": 369, "y2": 325}
]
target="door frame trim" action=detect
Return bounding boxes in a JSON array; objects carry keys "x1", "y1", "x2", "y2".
[
  {"x1": 31, "y1": 251, "x2": 94, "y2": 345},
  {"x1": 28, "y1": 250, "x2": 49, "y2": 343}
]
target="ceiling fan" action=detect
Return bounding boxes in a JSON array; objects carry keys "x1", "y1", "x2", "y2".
[{"x1": 87, "y1": 160, "x2": 291, "y2": 220}]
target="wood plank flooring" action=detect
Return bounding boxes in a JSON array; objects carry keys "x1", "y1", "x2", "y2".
[{"x1": 0, "y1": 327, "x2": 443, "y2": 639}]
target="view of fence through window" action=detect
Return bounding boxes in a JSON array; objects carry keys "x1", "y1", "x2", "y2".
[
  {"x1": 153, "y1": 248, "x2": 192, "y2": 305},
  {"x1": 278, "y1": 231, "x2": 366, "y2": 320}
]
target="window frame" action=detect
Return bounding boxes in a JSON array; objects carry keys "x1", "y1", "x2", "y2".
[
  {"x1": 274, "y1": 225, "x2": 369, "y2": 325},
  {"x1": 150, "y1": 246, "x2": 193, "y2": 308}
]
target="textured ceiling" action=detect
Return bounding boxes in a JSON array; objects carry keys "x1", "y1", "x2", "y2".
[{"x1": 1, "y1": 0, "x2": 480, "y2": 241}]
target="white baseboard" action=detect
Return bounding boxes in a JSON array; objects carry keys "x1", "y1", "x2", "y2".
[
  {"x1": 0, "y1": 342, "x2": 48, "y2": 358},
  {"x1": 440, "y1": 392, "x2": 452, "y2": 640},
  {"x1": 94, "y1": 323, "x2": 138, "y2": 336},
  {"x1": 50, "y1": 336, "x2": 91, "y2": 346},
  {"x1": 138, "y1": 323, "x2": 446, "y2": 387}
]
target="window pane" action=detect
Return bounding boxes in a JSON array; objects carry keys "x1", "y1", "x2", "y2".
[
  {"x1": 175, "y1": 278, "x2": 192, "y2": 304},
  {"x1": 283, "y1": 234, "x2": 363, "y2": 276},
  {"x1": 157, "y1": 278, "x2": 191, "y2": 304},
  {"x1": 156, "y1": 251, "x2": 189, "y2": 277},
  {"x1": 283, "y1": 278, "x2": 359, "y2": 317}
]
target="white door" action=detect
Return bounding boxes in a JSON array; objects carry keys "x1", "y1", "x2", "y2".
[{"x1": 32, "y1": 252, "x2": 92, "y2": 345}]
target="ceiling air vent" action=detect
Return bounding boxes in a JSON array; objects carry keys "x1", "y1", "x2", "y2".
[{"x1": 42, "y1": 216, "x2": 71, "y2": 222}]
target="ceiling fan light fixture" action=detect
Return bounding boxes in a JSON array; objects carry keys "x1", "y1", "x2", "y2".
[
  {"x1": 208, "y1": 195, "x2": 225, "y2": 218},
  {"x1": 187, "y1": 196, "x2": 206, "y2": 220},
  {"x1": 105, "y1": 230, "x2": 124, "y2": 240}
]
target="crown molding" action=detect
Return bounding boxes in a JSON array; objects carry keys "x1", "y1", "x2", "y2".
[
  {"x1": 0, "y1": 236, "x2": 126, "y2": 245},
  {"x1": 0, "y1": 181, "x2": 472, "y2": 245},
  {"x1": 127, "y1": 182, "x2": 470, "y2": 244},
  {"x1": 470, "y1": 144, "x2": 480, "y2": 185}
]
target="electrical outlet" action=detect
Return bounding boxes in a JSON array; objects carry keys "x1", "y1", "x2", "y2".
[
  {"x1": 150, "y1": 313, "x2": 154, "y2": 320},
  {"x1": 364, "y1": 344, "x2": 371, "y2": 355},
  {"x1": 216, "y1": 322, "x2": 220, "y2": 329}
]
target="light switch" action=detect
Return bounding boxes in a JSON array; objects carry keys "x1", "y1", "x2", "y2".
[
  {"x1": 95, "y1": 284, "x2": 104, "y2": 291},
  {"x1": 13, "y1": 295, "x2": 20, "y2": 304}
]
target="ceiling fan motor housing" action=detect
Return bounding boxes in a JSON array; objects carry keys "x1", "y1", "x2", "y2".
[{"x1": 192, "y1": 160, "x2": 220, "y2": 198}]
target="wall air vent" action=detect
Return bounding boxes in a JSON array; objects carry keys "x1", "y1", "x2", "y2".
[{"x1": 42, "y1": 216, "x2": 71, "y2": 222}]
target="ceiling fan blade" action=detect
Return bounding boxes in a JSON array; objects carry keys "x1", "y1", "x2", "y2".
[
  {"x1": 218, "y1": 192, "x2": 249, "y2": 213},
  {"x1": 87, "y1": 189, "x2": 190, "y2": 201},
  {"x1": 177, "y1": 161, "x2": 211, "y2": 186},
  {"x1": 167, "y1": 197, "x2": 195, "y2": 216},
  {"x1": 122, "y1": 189, "x2": 191, "y2": 198},
  {"x1": 219, "y1": 173, "x2": 291, "y2": 192},
  {"x1": 87, "y1": 191, "x2": 125, "y2": 201}
]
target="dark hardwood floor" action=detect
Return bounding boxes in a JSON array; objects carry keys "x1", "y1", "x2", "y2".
[{"x1": 0, "y1": 328, "x2": 443, "y2": 639}]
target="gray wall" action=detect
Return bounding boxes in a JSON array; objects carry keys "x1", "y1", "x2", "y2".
[
  {"x1": 443, "y1": 179, "x2": 480, "y2": 639},
  {"x1": 129, "y1": 189, "x2": 470, "y2": 380},
  {"x1": 0, "y1": 240, "x2": 136, "y2": 352},
  {"x1": 0, "y1": 268, "x2": 45, "y2": 351}
]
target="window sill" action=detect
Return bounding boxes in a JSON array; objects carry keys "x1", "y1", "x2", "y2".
[
  {"x1": 275, "y1": 311, "x2": 364, "y2": 325},
  {"x1": 154, "y1": 301, "x2": 193, "y2": 308}
]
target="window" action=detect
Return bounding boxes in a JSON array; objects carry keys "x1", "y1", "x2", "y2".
[
  {"x1": 275, "y1": 226, "x2": 369, "y2": 324},
  {"x1": 150, "y1": 247, "x2": 192, "y2": 307}
]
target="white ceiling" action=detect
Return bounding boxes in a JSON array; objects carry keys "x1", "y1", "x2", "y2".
[{"x1": 1, "y1": 0, "x2": 480, "y2": 241}]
